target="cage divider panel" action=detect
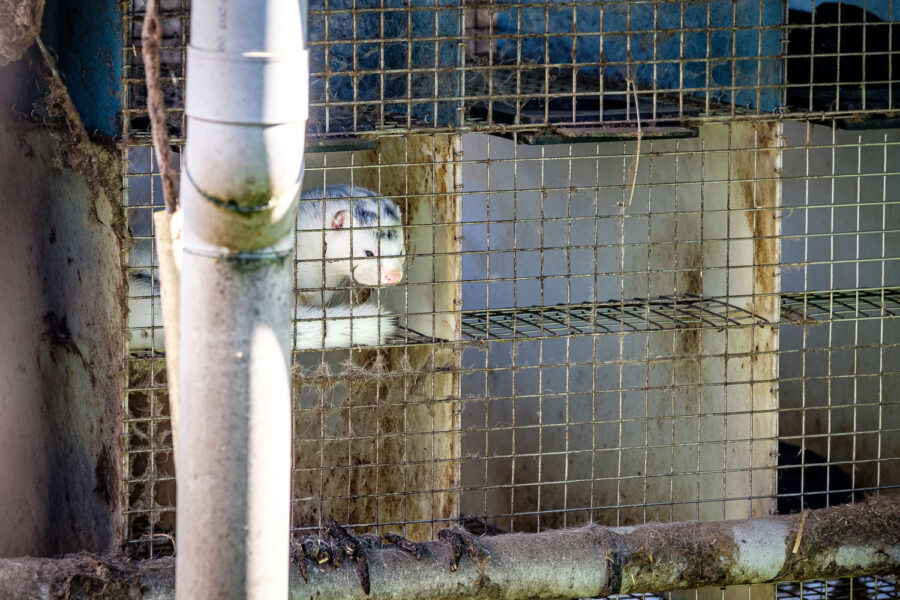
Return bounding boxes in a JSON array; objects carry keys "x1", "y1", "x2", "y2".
[
  {"x1": 453, "y1": 126, "x2": 781, "y2": 535},
  {"x1": 778, "y1": 123, "x2": 900, "y2": 504}
]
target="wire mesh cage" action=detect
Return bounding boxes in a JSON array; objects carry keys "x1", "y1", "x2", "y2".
[{"x1": 120, "y1": 0, "x2": 899, "y2": 596}]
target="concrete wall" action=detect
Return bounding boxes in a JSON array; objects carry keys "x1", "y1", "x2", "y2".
[{"x1": 0, "y1": 106, "x2": 124, "y2": 556}]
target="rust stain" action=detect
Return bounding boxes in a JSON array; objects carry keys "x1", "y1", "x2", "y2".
[
  {"x1": 673, "y1": 234, "x2": 702, "y2": 383},
  {"x1": 733, "y1": 123, "x2": 780, "y2": 320},
  {"x1": 730, "y1": 122, "x2": 781, "y2": 519}
]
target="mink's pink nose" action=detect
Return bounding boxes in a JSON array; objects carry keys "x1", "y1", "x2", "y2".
[{"x1": 382, "y1": 270, "x2": 403, "y2": 285}]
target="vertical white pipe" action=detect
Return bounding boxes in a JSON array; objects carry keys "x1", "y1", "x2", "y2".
[{"x1": 176, "y1": 0, "x2": 307, "y2": 598}]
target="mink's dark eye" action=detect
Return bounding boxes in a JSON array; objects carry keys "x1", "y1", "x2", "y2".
[{"x1": 364, "y1": 250, "x2": 374, "y2": 257}]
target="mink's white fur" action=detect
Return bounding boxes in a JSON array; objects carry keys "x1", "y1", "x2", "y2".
[
  {"x1": 127, "y1": 185, "x2": 405, "y2": 353},
  {"x1": 294, "y1": 185, "x2": 405, "y2": 349}
]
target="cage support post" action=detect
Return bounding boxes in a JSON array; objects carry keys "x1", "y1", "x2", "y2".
[
  {"x1": 617, "y1": 123, "x2": 781, "y2": 526},
  {"x1": 699, "y1": 121, "x2": 782, "y2": 600},
  {"x1": 359, "y1": 134, "x2": 463, "y2": 540},
  {"x1": 152, "y1": 210, "x2": 182, "y2": 457},
  {"x1": 176, "y1": 0, "x2": 308, "y2": 598},
  {"x1": 681, "y1": 120, "x2": 781, "y2": 600}
]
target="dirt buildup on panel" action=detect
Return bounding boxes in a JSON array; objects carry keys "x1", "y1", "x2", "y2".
[
  {"x1": 784, "y1": 496, "x2": 900, "y2": 580},
  {"x1": 805, "y1": 495, "x2": 900, "y2": 547},
  {"x1": 618, "y1": 520, "x2": 740, "y2": 591},
  {"x1": 293, "y1": 347, "x2": 463, "y2": 393}
]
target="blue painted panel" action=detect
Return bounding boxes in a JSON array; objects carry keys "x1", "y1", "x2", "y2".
[
  {"x1": 308, "y1": 0, "x2": 462, "y2": 127},
  {"x1": 41, "y1": 0, "x2": 123, "y2": 137},
  {"x1": 494, "y1": 0, "x2": 783, "y2": 112}
]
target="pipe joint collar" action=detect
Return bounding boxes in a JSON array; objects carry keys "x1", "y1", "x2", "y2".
[
  {"x1": 181, "y1": 164, "x2": 299, "y2": 251},
  {"x1": 186, "y1": 46, "x2": 309, "y2": 124}
]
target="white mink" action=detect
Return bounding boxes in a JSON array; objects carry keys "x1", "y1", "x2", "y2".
[
  {"x1": 127, "y1": 269, "x2": 164, "y2": 353},
  {"x1": 126, "y1": 185, "x2": 405, "y2": 353},
  {"x1": 295, "y1": 185, "x2": 405, "y2": 349}
]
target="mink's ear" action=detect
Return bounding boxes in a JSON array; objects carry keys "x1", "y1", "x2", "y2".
[{"x1": 331, "y1": 210, "x2": 349, "y2": 230}]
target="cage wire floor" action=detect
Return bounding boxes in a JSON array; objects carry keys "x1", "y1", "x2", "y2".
[
  {"x1": 463, "y1": 65, "x2": 704, "y2": 131},
  {"x1": 371, "y1": 287, "x2": 900, "y2": 347},
  {"x1": 777, "y1": 577, "x2": 899, "y2": 600},
  {"x1": 613, "y1": 576, "x2": 900, "y2": 600},
  {"x1": 282, "y1": 67, "x2": 706, "y2": 143}
]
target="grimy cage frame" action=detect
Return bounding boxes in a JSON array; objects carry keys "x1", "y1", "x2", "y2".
[{"x1": 122, "y1": 0, "x2": 898, "y2": 596}]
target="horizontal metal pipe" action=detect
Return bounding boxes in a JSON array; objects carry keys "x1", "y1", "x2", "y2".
[{"x1": 0, "y1": 497, "x2": 896, "y2": 599}]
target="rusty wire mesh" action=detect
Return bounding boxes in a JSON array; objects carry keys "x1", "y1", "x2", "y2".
[
  {"x1": 121, "y1": 0, "x2": 185, "y2": 558},
  {"x1": 120, "y1": 1, "x2": 899, "y2": 598}
]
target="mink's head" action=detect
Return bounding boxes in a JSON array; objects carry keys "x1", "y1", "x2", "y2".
[{"x1": 302, "y1": 185, "x2": 405, "y2": 286}]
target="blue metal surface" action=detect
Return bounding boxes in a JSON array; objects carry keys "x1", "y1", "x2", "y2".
[
  {"x1": 493, "y1": 0, "x2": 783, "y2": 112},
  {"x1": 41, "y1": 0, "x2": 123, "y2": 137}
]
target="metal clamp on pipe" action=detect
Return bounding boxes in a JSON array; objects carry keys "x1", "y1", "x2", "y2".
[{"x1": 182, "y1": 46, "x2": 308, "y2": 250}]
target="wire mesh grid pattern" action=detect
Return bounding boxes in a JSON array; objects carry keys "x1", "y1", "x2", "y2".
[
  {"x1": 594, "y1": 579, "x2": 900, "y2": 600},
  {"x1": 777, "y1": 576, "x2": 899, "y2": 600},
  {"x1": 457, "y1": 287, "x2": 899, "y2": 341},
  {"x1": 121, "y1": 0, "x2": 185, "y2": 560},
  {"x1": 119, "y1": 1, "x2": 900, "y2": 597},
  {"x1": 459, "y1": 295, "x2": 766, "y2": 339},
  {"x1": 119, "y1": 0, "x2": 900, "y2": 141}
]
